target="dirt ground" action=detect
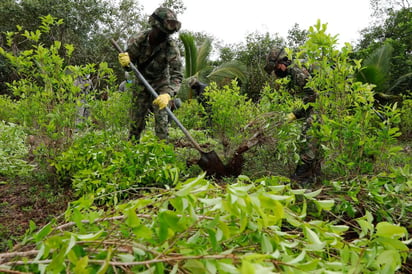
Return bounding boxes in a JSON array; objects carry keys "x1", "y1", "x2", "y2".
[{"x1": 0, "y1": 177, "x2": 72, "y2": 252}]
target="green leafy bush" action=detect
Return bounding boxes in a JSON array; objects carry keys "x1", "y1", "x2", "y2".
[
  {"x1": 296, "y1": 21, "x2": 405, "y2": 178},
  {"x1": 0, "y1": 16, "x2": 124, "y2": 178},
  {"x1": 206, "y1": 81, "x2": 259, "y2": 159},
  {"x1": 0, "y1": 121, "x2": 34, "y2": 177},
  {"x1": 328, "y1": 167, "x2": 411, "y2": 228},
  {"x1": 2, "y1": 175, "x2": 409, "y2": 273},
  {"x1": 173, "y1": 99, "x2": 209, "y2": 130},
  {"x1": 52, "y1": 131, "x2": 184, "y2": 204}
]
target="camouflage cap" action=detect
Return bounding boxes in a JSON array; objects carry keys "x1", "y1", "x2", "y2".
[
  {"x1": 267, "y1": 48, "x2": 287, "y2": 63},
  {"x1": 149, "y1": 7, "x2": 181, "y2": 34}
]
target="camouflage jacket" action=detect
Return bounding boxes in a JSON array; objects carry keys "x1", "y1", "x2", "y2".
[
  {"x1": 126, "y1": 29, "x2": 183, "y2": 96},
  {"x1": 283, "y1": 62, "x2": 316, "y2": 119}
]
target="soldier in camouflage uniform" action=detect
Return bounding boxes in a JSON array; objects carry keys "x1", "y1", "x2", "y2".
[
  {"x1": 118, "y1": 7, "x2": 183, "y2": 141},
  {"x1": 264, "y1": 48, "x2": 320, "y2": 184}
]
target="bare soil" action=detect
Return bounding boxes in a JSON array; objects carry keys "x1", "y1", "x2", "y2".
[{"x1": 0, "y1": 177, "x2": 72, "y2": 252}]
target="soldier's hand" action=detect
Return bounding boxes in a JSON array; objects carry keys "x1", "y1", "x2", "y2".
[
  {"x1": 153, "y1": 94, "x2": 171, "y2": 110},
  {"x1": 118, "y1": 52, "x2": 131, "y2": 67},
  {"x1": 286, "y1": 112, "x2": 296, "y2": 122}
]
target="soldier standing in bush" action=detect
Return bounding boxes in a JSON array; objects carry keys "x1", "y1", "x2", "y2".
[
  {"x1": 264, "y1": 48, "x2": 320, "y2": 185},
  {"x1": 118, "y1": 7, "x2": 183, "y2": 141}
]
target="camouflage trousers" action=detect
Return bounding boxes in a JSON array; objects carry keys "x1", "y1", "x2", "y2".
[
  {"x1": 297, "y1": 114, "x2": 321, "y2": 177},
  {"x1": 300, "y1": 116, "x2": 318, "y2": 162},
  {"x1": 129, "y1": 85, "x2": 169, "y2": 141}
]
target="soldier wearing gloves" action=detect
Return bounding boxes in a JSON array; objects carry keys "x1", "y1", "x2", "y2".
[
  {"x1": 264, "y1": 48, "x2": 320, "y2": 185},
  {"x1": 118, "y1": 7, "x2": 183, "y2": 141}
]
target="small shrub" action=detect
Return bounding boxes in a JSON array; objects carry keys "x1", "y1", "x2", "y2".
[
  {"x1": 0, "y1": 121, "x2": 34, "y2": 177},
  {"x1": 52, "y1": 131, "x2": 184, "y2": 204},
  {"x1": 206, "y1": 80, "x2": 259, "y2": 159}
]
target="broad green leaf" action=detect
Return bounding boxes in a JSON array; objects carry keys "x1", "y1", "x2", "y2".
[
  {"x1": 184, "y1": 259, "x2": 207, "y2": 273},
  {"x1": 46, "y1": 248, "x2": 66, "y2": 273},
  {"x1": 35, "y1": 243, "x2": 46, "y2": 261},
  {"x1": 218, "y1": 262, "x2": 238, "y2": 273},
  {"x1": 263, "y1": 193, "x2": 292, "y2": 201},
  {"x1": 330, "y1": 225, "x2": 349, "y2": 234},
  {"x1": 357, "y1": 219, "x2": 373, "y2": 238},
  {"x1": 133, "y1": 225, "x2": 153, "y2": 239},
  {"x1": 175, "y1": 173, "x2": 207, "y2": 196},
  {"x1": 303, "y1": 188, "x2": 322, "y2": 199},
  {"x1": 125, "y1": 208, "x2": 140, "y2": 228},
  {"x1": 65, "y1": 235, "x2": 76, "y2": 256},
  {"x1": 304, "y1": 226, "x2": 326, "y2": 251},
  {"x1": 205, "y1": 261, "x2": 217, "y2": 274},
  {"x1": 97, "y1": 248, "x2": 112, "y2": 274},
  {"x1": 228, "y1": 184, "x2": 254, "y2": 197},
  {"x1": 315, "y1": 199, "x2": 335, "y2": 211},
  {"x1": 323, "y1": 261, "x2": 345, "y2": 271},
  {"x1": 376, "y1": 222, "x2": 407, "y2": 239},
  {"x1": 241, "y1": 260, "x2": 255, "y2": 274},
  {"x1": 34, "y1": 223, "x2": 52, "y2": 242},
  {"x1": 118, "y1": 253, "x2": 135, "y2": 262},
  {"x1": 285, "y1": 210, "x2": 302, "y2": 227},
  {"x1": 297, "y1": 259, "x2": 321, "y2": 272},
  {"x1": 376, "y1": 250, "x2": 401, "y2": 270},
  {"x1": 267, "y1": 185, "x2": 286, "y2": 192},
  {"x1": 73, "y1": 256, "x2": 89, "y2": 274},
  {"x1": 376, "y1": 237, "x2": 409, "y2": 252},
  {"x1": 291, "y1": 189, "x2": 306, "y2": 195},
  {"x1": 170, "y1": 263, "x2": 179, "y2": 274},
  {"x1": 340, "y1": 245, "x2": 350, "y2": 264},
  {"x1": 76, "y1": 230, "x2": 104, "y2": 241},
  {"x1": 286, "y1": 250, "x2": 306, "y2": 264},
  {"x1": 159, "y1": 211, "x2": 182, "y2": 232},
  {"x1": 261, "y1": 234, "x2": 273, "y2": 253},
  {"x1": 29, "y1": 220, "x2": 37, "y2": 232},
  {"x1": 133, "y1": 247, "x2": 146, "y2": 256},
  {"x1": 199, "y1": 197, "x2": 222, "y2": 211}
]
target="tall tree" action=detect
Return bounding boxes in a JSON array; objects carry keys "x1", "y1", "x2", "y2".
[
  {"x1": 160, "y1": 0, "x2": 186, "y2": 15},
  {"x1": 287, "y1": 23, "x2": 309, "y2": 51},
  {"x1": 370, "y1": 0, "x2": 411, "y2": 22},
  {"x1": 0, "y1": 0, "x2": 148, "y2": 94},
  {"x1": 233, "y1": 32, "x2": 285, "y2": 101}
]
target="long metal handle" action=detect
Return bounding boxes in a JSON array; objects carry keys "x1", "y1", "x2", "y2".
[{"x1": 110, "y1": 39, "x2": 204, "y2": 152}]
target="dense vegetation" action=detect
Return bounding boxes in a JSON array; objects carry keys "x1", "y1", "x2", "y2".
[{"x1": 0, "y1": 0, "x2": 411, "y2": 273}]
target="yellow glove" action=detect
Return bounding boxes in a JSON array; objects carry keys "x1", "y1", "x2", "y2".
[
  {"x1": 153, "y1": 94, "x2": 171, "y2": 110},
  {"x1": 286, "y1": 112, "x2": 296, "y2": 122},
  {"x1": 118, "y1": 52, "x2": 131, "y2": 67}
]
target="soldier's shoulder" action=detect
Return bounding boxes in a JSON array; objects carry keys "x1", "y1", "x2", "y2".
[{"x1": 128, "y1": 30, "x2": 150, "y2": 45}]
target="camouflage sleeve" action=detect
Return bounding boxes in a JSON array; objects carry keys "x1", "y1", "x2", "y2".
[
  {"x1": 126, "y1": 32, "x2": 146, "y2": 63},
  {"x1": 290, "y1": 66, "x2": 317, "y2": 119},
  {"x1": 167, "y1": 40, "x2": 183, "y2": 96},
  {"x1": 289, "y1": 66, "x2": 310, "y2": 89}
]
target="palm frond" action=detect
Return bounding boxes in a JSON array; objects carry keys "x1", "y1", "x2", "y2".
[
  {"x1": 363, "y1": 43, "x2": 393, "y2": 74},
  {"x1": 179, "y1": 33, "x2": 197, "y2": 78},
  {"x1": 356, "y1": 44, "x2": 394, "y2": 90},
  {"x1": 196, "y1": 39, "x2": 212, "y2": 73},
  {"x1": 356, "y1": 66, "x2": 385, "y2": 87},
  {"x1": 389, "y1": 72, "x2": 412, "y2": 92},
  {"x1": 207, "y1": 61, "x2": 248, "y2": 84}
]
